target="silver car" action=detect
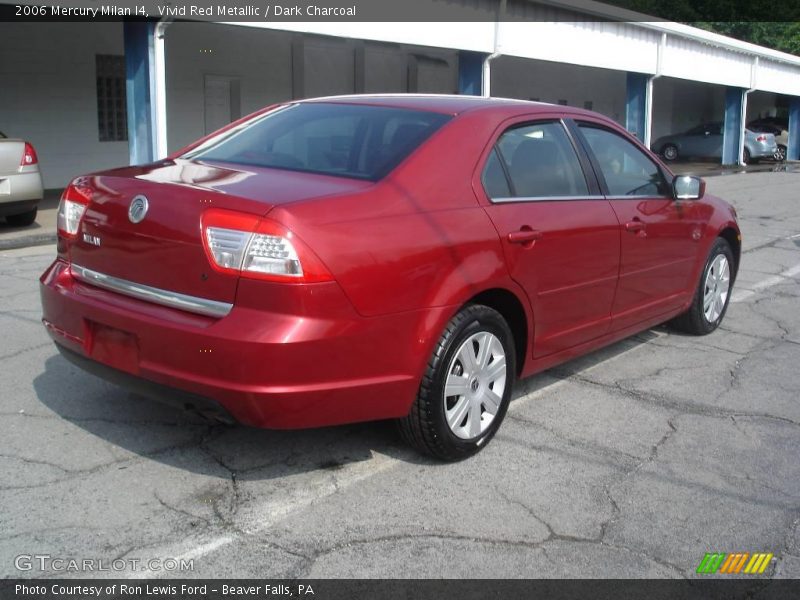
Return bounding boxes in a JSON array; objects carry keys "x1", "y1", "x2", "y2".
[
  {"x1": 747, "y1": 121, "x2": 788, "y2": 162},
  {"x1": 652, "y1": 122, "x2": 777, "y2": 164},
  {"x1": 0, "y1": 131, "x2": 43, "y2": 226}
]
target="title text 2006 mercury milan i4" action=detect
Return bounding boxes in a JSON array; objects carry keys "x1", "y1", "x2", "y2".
[{"x1": 39, "y1": 95, "x2": 740, "y2": 460}]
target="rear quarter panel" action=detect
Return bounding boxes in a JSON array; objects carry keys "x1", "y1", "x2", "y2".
[{"x1": 268, "y1": 109, "x2": 522, "y2": 318}]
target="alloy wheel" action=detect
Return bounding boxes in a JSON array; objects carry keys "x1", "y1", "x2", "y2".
[{"x1": 703, "y1": 254, "x2": 731, "y2": 323}]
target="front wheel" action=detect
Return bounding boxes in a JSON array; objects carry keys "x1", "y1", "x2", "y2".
[
  {"x1": 774, "y1": 145, "x2": 787, "y2": 162},
  {"x1": 398, "y1": 305, "x2": 516, "y2": 461},
  {"x1": 669, "y1": 238, "x2": 734, "y2": 335}
]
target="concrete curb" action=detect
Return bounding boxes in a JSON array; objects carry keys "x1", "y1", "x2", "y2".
[{"x1": 0, "y1": 232, "x2": 56, "y2": 251}]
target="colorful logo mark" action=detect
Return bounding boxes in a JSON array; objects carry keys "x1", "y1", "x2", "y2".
[{"x1": 696, "y1": 552, "x2": 774, "y2": 574}]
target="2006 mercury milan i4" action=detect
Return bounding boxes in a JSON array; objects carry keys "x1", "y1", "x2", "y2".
[{"x1": 40, "y1": 95, "x2": 740, "y2": 460}]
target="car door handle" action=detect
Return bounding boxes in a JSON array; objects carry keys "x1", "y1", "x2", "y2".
[
  {"x1": 507, "y1": 229, "x2": 543, "y2": 244},
  {"x1": 624, "y1": 220, "x2": 646, "y2": 233}
]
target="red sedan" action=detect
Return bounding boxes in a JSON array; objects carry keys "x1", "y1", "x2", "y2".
[{"x1": 40, "y1": 95, "x2": 740, "y2": 460}]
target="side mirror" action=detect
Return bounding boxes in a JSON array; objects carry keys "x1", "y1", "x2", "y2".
[{"x1": 673, "y1": 175, "x2": 705, "y2": 200}]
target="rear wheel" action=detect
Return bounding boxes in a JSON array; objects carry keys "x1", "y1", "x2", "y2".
[
  {"x1": 774, "y1": 145, "x2": 787, "y2": 162},
  {"x1": 669, "y1": 238, "x2": 734, "y2": 335},
  {"x1": 5, "y1": 208, "x2": 37, "y2": 227},
  {"x1": 662, "y1": 144, "x2": 679, "y2": 161},
  {"x1": 398, "y1": 305, "x2": 516, "y2": 461},
  {"x1": 742, "y1": 148, "x2": 751, "y2": 165}
]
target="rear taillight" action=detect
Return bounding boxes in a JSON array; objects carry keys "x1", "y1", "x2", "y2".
[
  {"x1": 201, "y1": 209, "x2": 333, "y2": 283},
  {"x1": 56, "y1": 182, "x2": 92, "y2": 238},
  {"x1": 20, "y1": 142, "x2": 38, "y2": 166},
  {"x1": 756, "y1": 134, "x2": 767, "y2": 142}
]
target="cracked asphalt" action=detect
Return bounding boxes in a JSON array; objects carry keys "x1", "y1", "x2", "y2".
[{"x1": 1, "y1": 171, "x2": 799, "y2": 580}]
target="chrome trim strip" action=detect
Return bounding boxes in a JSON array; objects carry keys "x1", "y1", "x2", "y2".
[
  {"x1": 491, "y1": 195, "x2": 606, "y2": 204},
  {"x1": 604, "y1": 194, "x2": 673, "y2": 201},
  {"x1": 71, "y1": 264, "x2": 233, "y2": 318}
]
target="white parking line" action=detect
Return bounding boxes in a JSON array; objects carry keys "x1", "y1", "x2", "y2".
[
  {"x1": 731, "y1": 263, "x2": 800, "y2": 303},
  {"x1": 127, "y1": 450, "x2": 399, "y2": 578}
]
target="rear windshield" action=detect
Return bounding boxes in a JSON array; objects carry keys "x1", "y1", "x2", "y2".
[{"x1": 184, "y1": 103, "x2": 451, "y2": 181}]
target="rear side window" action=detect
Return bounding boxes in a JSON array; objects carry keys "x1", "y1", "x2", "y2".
[
  {"x1": 482, "y1": 149, "x2": 511, "y2": 198},
  {"x1": 578, "y1": 125, "x2": 670, "y2": 197},
  {"x1": 482, "y1": 121, "x2": 589, "y2": 200},
  {"x1": 184, "y1": 103, "x2": 450, "y2": 181}
]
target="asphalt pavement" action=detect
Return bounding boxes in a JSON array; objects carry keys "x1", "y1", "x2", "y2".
[{"x1": 0, "y1": 171, "x2": 799, "y2": 579}]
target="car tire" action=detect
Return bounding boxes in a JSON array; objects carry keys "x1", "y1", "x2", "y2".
[
  {"x1": 742, "y1": 148, "x2": 751, "y2": 165},
  {"x1": 669, "y1": 238, "x2": 735, "y2": 336},
  {"x1": 5, "y1": 208, "x2": 37, "y2": 227},
  {"x1": 774, "y1": 145, "x2": 787, "y2": 162},
  {"x1": 662, "y1": 144, "x2": 679, "y2": 161},
  {"x1": 398, "y1": 304, "x2": 516, "y2": 461}
]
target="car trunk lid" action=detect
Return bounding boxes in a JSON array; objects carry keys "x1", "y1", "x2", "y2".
[
  {"x1": 0, "y1": 139, "x2": 24, "y2": 176},
  {"x1": 68, "y1": 159, "x2": 370, "y2": 307}
]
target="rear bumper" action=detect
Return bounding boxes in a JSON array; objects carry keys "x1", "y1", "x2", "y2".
[
  {"x1": 748, "y1": 142, "x2": 778, "y2": 158},
  {"x1": 56, "y1": 344, "x2": 236, "y2": 424},
  {"x1": 0, "y1": 170, "x2": 43, "y2": 206},
  {"x1": 40, "y1": 259, "x2": 448, "y2": 429}
]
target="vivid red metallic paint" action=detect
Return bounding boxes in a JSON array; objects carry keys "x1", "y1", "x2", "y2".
[{"x1": 39, "y1": 96, "x2": 740, "y2": 429}]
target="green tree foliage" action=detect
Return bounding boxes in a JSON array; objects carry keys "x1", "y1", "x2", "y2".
[{"x1": 694, "y1": 22, "x2": 800, "y2": 56}]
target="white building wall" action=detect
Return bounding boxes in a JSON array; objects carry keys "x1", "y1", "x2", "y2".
[
  {"x1": 164, "y1": 22, "x2": 295, "y2": 153},
  {"x1": 491, "y1": 56, "x2": 627, "y2": 125},
  {"x1": 164, "y1": 25, "x2": 459, "y2": 153},
  {"x1": 756, "y1": 60, "x2": 800, "y2": 97},
  {"x1": 364, "y1": 43, "x2": 408, "y2": 92},
  {"x1": 0, "y1": 22, "x2": 129, "y2": 189},
  {"x1": 660, "y1": 37, "x2": 753, "y2": 88},
  {"x1": 226, "y1": 22, "x2": 496, "y2": 54},
  {"x1": 497, "y1": 21, "x2": 660, "y2": 75}
]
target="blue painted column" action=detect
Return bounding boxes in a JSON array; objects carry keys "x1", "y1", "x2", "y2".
[
  {"x1": 458, "y1": 51, "x2": 486, "y2": 96},
  {"x1": 124, "y1": 21, "x2": 157, "y2": 165},
  {"x1": 787, "y1": 97, "x2": 800, "y2": 161},
  {"x1": 722, "y1": 87, "x2": 745, "y2": 165},
  {"x1": 625, "y1": 72, "x2": 648, "y2": 141}
]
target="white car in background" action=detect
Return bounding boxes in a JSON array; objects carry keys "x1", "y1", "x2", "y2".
[
  {"x1": 747, "y1": 120, "x2": 789, "y2": 162},
  {"x1": 0, "y1": 131, "x2": 43, "y2": 226}
]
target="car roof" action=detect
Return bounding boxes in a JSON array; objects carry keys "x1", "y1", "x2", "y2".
[{"x1": 300, "y1": 93, "x2": 602, "y2": 119}]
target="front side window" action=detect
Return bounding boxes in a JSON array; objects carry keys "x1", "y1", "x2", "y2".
[
  {"x1": 482, "y1": 121, "x2": 589, "y2": 200},
  {"x1": 184, "y1": 103, "x2": 450, "y2": 181},
  {"x1": 578, "y1": 125, "x2": 670, "y2": 197}
]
